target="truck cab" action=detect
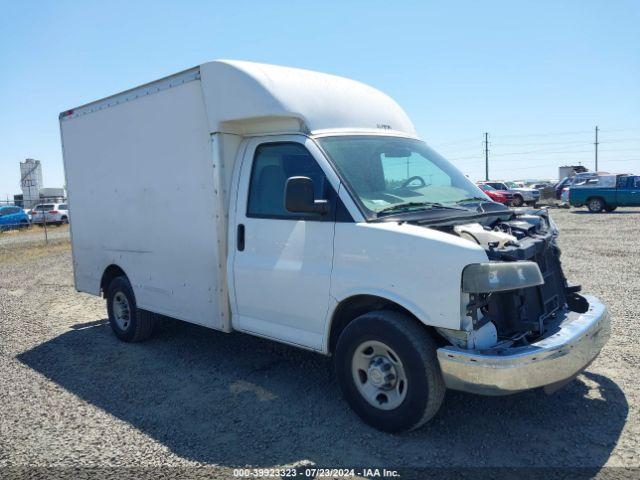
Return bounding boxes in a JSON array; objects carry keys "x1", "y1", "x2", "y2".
[
  {"x1": 569, "y1": 174, "x2": 640, "y2": 212},
  {"x1": 60, "y1": 60, "x2": 610, "y2": 433}
]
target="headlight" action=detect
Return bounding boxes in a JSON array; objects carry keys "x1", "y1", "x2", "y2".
[{"x1": 462, "y1": 261, "x2": 544, "y2": 293}]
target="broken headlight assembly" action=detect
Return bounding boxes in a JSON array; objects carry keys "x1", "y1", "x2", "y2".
[{"x1": 462, "y1": 261, "x2": 544, "y2": 294}]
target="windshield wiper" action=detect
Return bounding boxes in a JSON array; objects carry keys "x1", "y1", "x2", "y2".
[
  {"x1": 376, "y1": 201, "x2": 465, "y2": 217},
  {"x1": 455, "y1": 197, "x2": 490, "y2": 204}
]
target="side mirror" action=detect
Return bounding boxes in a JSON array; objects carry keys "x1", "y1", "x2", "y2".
[{"x1": 284, "y1": 176, "x2": 329, "y2": 215}]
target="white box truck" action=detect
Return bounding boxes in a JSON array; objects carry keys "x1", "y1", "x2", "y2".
[{"x1": 60, "y1": 60, "x2": 610, "y2": 432}]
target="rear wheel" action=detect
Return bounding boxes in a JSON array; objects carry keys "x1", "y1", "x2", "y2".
[
  {"x1": 587, "y1": 197, "x2": 605, "y2": 213},
  {"x1": 335, "y1": 310, "x2": 445, "y2": 432},
  {"x1": 106, "y1": 276, "x2": 155, "y2": 342}
]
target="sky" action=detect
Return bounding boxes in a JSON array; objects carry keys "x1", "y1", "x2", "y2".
[{"x1": 1, "y1": 0, "x2": 639, "y2": 199}]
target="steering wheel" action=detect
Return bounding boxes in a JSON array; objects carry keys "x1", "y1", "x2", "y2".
[{"x1": 401, "y1": 175, "x2": 427, "y2": 188}]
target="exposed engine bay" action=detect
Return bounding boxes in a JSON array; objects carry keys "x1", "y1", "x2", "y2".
[{"x1": 432, "y1": 207, "x2": 589, "y2": 349}]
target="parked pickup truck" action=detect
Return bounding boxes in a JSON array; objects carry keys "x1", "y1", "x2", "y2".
[
  {"x1": 569, "y1": 174, "x2": 640, "y2": 212},
  {"x1": 60, "y1": 60, "x2": 610, "y2": 432}
]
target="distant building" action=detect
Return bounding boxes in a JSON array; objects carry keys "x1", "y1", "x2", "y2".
[
  {"x1": 39, "y1": 187, "x2": 66, "y2": 202},
  {"x1": 558, "y1": 165, "x2": 588, "y2": 181},
  {"x1": 15, "y1": 159, "x2": 66, "y2": 208},
  {"x1": 20, "y1": 159, "x2": 43, "y2": 208}
]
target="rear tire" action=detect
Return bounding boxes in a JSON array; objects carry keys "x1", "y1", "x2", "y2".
[
  {"x1": 335, "y1": 310, "x2": 445, "y2": 432},
  {"x1": 587, "y1": 197, "x2": 605, "y2": 213},
  {"x1": 106, "y1": 276, "x2": 155, "y2": 342}
]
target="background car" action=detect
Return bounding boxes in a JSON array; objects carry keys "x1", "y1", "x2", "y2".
[
  {"x1": 477, "y1": 183, "x2": 513, "y2": 205},
  {"x1": 486, "y1": 181, "x2": 540, "y2": 207},
  {"x1": 554, "y1": 177, "x2": 572, "y2": 199},
  {"x1": 0, "y1": 205, "x2": 31, "y2": 232},
  {"x1": 30, "y1": 203, "x2": 69, "y2": 225},
  {"x1": 554, "y1": 172, "x2": 609, "y2": 199}
]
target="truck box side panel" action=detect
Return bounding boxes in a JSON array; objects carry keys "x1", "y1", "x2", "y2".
[{"x1": 61, "y1": 79, "x2": 228, "y2": 330}]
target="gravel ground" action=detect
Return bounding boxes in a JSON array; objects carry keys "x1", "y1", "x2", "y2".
[{"x1": 1, "y1": 208, "x2": 639, "y2": 475}]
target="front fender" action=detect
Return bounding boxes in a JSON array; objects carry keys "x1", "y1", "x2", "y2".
[{"x1": 329, "y1": 221, "x2": 488, "y2": 332}]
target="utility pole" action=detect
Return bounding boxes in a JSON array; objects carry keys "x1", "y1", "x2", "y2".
[
  {"x1": 484, "y1": 132, "x2": 489, "y2": 181},
  {"x1": 594, "y1": 125, "x2": 599, "y2": 171}
]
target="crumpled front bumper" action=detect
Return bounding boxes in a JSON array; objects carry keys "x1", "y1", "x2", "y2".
[{"x1": 436, "y1": 295, "x2": 610, "y2": 395}]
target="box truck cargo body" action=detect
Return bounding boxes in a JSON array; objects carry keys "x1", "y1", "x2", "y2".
[{"x1": 60, "y1": 60, "x2": 610, "y2": 432}]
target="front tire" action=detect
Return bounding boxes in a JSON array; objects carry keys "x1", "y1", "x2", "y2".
[
  {"x1": 335, "y1": 310, "x2": 445, "y2": 432},
  {"x1": 511, "y1": 195, "x2": 524, "y2": 207},
  {"x1": 587, "y1": 197, "x2": 605, "y2": 213},
  {"x1": 106, "y1": 276, "x2": 155, "y2": 342}
]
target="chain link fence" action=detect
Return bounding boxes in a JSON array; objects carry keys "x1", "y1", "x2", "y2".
[{"x1": 0, "y1": 196, "x2": 69, "y2": 245}]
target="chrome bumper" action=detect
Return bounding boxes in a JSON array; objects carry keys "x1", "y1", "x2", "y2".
[{"x1": 437, "y1": 295, "x2": 610, "y2": 395}]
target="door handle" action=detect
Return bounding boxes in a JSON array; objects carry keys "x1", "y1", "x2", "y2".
[{"x1": 237, "y1": 224, "x2": 245, "y2": 251}]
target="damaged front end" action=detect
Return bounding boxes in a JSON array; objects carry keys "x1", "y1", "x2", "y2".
[
  {"x1": 448, "y1": 208, "x2": 589, "y2": 347},
  {"x1": 431, "y1": 207, "x2": 610, "y2": 395}
]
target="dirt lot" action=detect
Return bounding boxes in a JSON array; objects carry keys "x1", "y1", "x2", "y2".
[{"x1": 1, "y1": 208, "x2": 639, "y2": 475}]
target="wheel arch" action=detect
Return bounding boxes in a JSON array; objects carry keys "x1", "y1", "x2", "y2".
[
  {"x1": 326, "y1": 294, "x2": 440, "y2": 355},
  {"x1": 586, "y1": 195, "x2": 606, "y2": 204},
  {"x1": 100, "y1": 264, "x2": 128, "y2": 298}
]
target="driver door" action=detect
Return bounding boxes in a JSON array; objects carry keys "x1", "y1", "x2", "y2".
[{"x1": 230, "y1": 136, "x2": 338, "y2": 350}]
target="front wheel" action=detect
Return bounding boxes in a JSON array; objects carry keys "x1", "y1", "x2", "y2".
[
  {"x1": 106, "y1": 276, "x2": 155, "y2": 342},
  {"x1": 511, "y1": 195, "x2": 524, "y2": 207},
  {"x1": 335, "y1": 311, "x2": 445, "y2": 432},
  {"x1": 587, "y1": 197, "x2": 605, "y2": 213}
]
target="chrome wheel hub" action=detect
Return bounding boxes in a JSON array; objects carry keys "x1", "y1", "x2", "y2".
[
  {"x1": 367, "y1": 356, "x2": 397, "y2": 389},
  {"x1": 352, "y1": 340, "x2": 408, "y2": 410}
]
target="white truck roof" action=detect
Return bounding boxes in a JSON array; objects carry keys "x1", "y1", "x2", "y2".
[{"x1": 61, "y1": 60, "x2": 417, "y2": 138}]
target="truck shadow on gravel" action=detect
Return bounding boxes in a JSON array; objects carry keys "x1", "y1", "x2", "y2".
[{"x1": 18, "y1": 318, "x2": 627, "y2": 468}]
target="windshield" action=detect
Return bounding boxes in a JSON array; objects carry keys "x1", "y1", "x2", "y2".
[
  {"x1": 504, "y1": 181, "x2": 518, "y2": 188},
  {"x1": 317, "y1": 136, "x2": 489, "y2": 217}
]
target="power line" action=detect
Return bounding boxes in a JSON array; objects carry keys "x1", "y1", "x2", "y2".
[
  {"x1": 430, "y1": 137, "x2": 482, "y2": 148},
  {"x1": 599, "y1": 138, "x2": 640, "y2": 143},
  {"x1": 598, "y1": 127, "x2": 640, "y2": 133},
  {"x1": 432, "y1": 128, "x2": 639, "y2": 149},
  {"x1": 491, "y1": 139, "x2": 592, "y2": 147},
  {"x1": 491, "y1": 129, "x2": 593, "y2": 139},
  {"x1": 490, "y1": 148, "x2": 592, "y2": 157},
  {"x1": 454, "y1": 157, "x2": 639, "y2": 173}
]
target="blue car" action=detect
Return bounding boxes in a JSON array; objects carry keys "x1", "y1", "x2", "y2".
[{"x1": 0, "y1": 205, "x2": 30, "y2": 232}]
